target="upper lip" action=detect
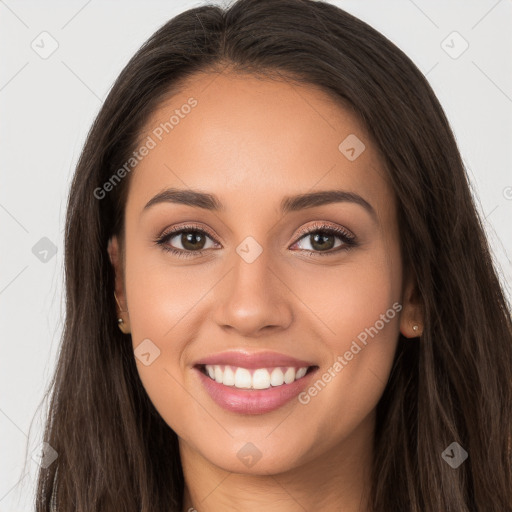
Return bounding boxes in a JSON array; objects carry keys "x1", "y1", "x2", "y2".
[{"x1": 193, "y1": 350, "x2": 316, "y2": 369}]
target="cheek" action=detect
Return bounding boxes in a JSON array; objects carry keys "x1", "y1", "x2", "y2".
[
  {"x1": 291, "y1": 245, "x2": 401, "y2": 348},
  {"x1": 293, "y1": 248, "x2": 402, "y2": 434},
  {"x1": 122, "y1": 244, "x2": 212, "y2": 427},
  {"x1": 125, "y1": 239, "x2": 210, "y2": 343}
]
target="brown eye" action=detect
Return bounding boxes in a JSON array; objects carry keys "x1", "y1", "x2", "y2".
[
  {"x1": 176, "y1": 231, "x2": 208, "y2": 251},
  {"x1": 291, "y1": 223, "x2": 357, "y2": 256},
  {"x1": 155, "y1": 224, "x2": 219, "y2": 258}
]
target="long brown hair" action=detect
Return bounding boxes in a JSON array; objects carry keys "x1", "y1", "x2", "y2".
[{"x1": 30, "y1": 0, "x2": 512, "y2": 510}]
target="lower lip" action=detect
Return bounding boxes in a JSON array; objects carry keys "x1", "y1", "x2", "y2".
[{"x1": 195, "y1": 366, "x2": 318, "y2": 414}]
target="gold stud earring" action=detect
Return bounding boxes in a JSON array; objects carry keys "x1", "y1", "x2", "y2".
[{"x1": 114, "y1": 292, "x2": 130, "y2": 334}]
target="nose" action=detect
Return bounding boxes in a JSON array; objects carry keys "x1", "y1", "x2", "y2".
[{"x1": 211, "y1": 248, "x2": 294, "y2": 337}]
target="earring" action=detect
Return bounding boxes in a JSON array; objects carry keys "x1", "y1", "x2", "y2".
[
  {"x1": 412, "y1": 324, "x2": 421, "y2": 335},
  {"x1": 114, "y1": 292, "x2": 130, "y2": 334}
]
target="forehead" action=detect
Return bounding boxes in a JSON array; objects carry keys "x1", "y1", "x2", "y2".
[{"x1": 128, "y1": 71, "x2": 392, "y2": 218}]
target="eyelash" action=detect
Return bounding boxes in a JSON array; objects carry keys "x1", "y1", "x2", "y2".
[{"x1": 153, "y1": 221, "x2": 358, "y2": 259}]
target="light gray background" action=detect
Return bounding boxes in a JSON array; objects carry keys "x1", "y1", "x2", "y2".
[{"x1": 1, "y1": 0, "x2": 511, "y2": 510}]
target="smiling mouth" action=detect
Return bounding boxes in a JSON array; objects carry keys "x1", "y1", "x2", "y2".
[{"x1": 196, "y1": 364, "x2": 318, "y2": 390}]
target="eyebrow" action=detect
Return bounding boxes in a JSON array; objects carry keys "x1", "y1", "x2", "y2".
[{"x1": 143, "y1": 187, "x2": 377, "y2": 221}]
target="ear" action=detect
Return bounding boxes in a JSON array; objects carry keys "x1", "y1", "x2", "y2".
[
  {"x1": 107, "y1": 235, "x2": 128, "y2": 315},
  {"x1": 399, "y1": 272, "x2": 424, "y2": 338}
]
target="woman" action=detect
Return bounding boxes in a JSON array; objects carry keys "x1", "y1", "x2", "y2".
[{"x1": 33, "y1": 0, "x2": 512, "y2": 510}]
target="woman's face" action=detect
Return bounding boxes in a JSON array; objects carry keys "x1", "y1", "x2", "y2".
[{"x1": 109, "y1": 72, "x2": 418, "y2": 475}]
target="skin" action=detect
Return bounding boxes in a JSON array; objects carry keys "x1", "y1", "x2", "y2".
[{"x1": 108, "y1": 71, "x2": 423, "y2": 512}]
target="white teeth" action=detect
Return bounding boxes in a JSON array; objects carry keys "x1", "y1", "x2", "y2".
[
  {"x1": 284, "y1": 367, "x2": 295, "y2": 384},
  {"x1": 295, "y1": 367, "x2": 307, "y2": 379},
  {"x1": 234, "y1": 367, "x2": 252, "y2": 389},
  {"x1": 203, "y1": 365, "x2": 310, "y2": 390},
  {"x1": 252, "y1": 369, "x2": 270, "y2": 389},
  {"x1": 222, "y1": 365, "x2": 235, "y2": 386},
  {"x1": 270, "y1": 367, "x2": 284, "y2": 386}
]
